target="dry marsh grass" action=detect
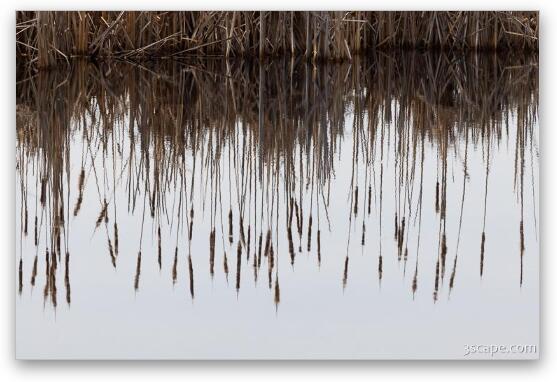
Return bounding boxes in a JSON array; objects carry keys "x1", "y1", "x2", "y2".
[{"x1": 16, "y1": 11, "x2": 538, "y2": 69}]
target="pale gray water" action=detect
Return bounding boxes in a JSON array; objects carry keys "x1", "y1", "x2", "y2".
[{"x1": 15, "y1": 54, "x2": 539, "y2": 359}]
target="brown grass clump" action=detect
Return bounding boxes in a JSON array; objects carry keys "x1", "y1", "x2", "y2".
[{"x1": 17, "y1": 11, "x2": 538, "y2": 69}]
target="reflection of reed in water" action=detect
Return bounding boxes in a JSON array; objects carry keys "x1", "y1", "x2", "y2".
[{"x1": 16, "y1": 51, "x2": 538, "y2": 308}]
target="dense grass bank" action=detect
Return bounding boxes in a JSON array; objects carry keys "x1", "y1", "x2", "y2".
[{"x1": 16, "y1": 11, "x2": 538, "y2": 68}]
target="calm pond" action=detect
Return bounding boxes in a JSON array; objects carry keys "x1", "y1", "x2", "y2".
[{"x1": 16, "y1": 52, "x2": 539, "y2": 359}]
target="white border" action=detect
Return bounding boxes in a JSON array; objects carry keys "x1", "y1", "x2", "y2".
[{"x1": 2, "y1": 1, "x2": 554, "y2": 381}]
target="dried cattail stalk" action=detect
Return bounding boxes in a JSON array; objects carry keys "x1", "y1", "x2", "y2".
[
  {"x1": 268, "y1": 244, "x2": 274, "y2": 289},
  {"x1": 353, "y1": 187, "x2": 358, "y2": 215},
  {"x1": 95, "y1": 199, "x2": 108, "y2": 228},
  {"x1": 307, "y1": 214, "x2": 312, "y2": 251},
  {"x1": 18, "y1": 258, "x2": 23, "y2": 295},
  {"x1": 34, "y1": 215, "x2": 38, "y2": 246},
  {"x1": 394, "y1": 212, "x2": 398, "y2": 240},
  {"x1": 157, "y1": 226, "x2": 162, "y2": 270},
  {"x1": 236, "y1": 241, "x2": 242, "y2": 292},
  {"x1": 134, "y1": 251, "x2": 141, "y2": 291},
  {"x1": 378, "y1": 255, "x2": 383, "y2": 281},
  {"x1": 317, "y1": 229, "x2": 321, "y2": 265},
  {"x1": 440, "y1": 233, "x2": 447, "y2": 277},
  {"x1": 73, "y1": 168, "x2": 85, "y2": 216},
  {"x1": 257, "y1": 232, "x2": 263, "y2": 268},
  {"x1": 274, "y1": 276, "x2": 280, "y2": 308},
  {"x1": 209, "y1": 229, "x2": 215, "y2": 276},
  {"x1": 188, "y1": 255, "x2": 194, "y2": 299},
  {"x1": 24, "y1": 207, "x2": 28, "y2": 235},
  {"x1": 188, "y1": 207, "x2": 194, "y2": 241},
  {"x1": 368, "y1": 186, "x2": 372, "y2": 215},
  {"x1": 342, "y1": 256, "x2": 349, "y2": 289},
  {"x1": 287, "y1": 226, "x2": 295, "y2": 265},
  {"x1": 223, "y1": 251, "x2": 229, "y2": 281},
  {"x1": 239, "y1": 216, "x2": 246, "y2": 245},
  {"x1": 114, "y1": 222, "x2": 119, "y2": 256},
  {"x1": 264, "y1": 229, "x2": 271, "y2": 257},
  {"x1": 108, "y1": 237, "x2": 116, "y2": 267},
  {"x1": 172, "y1": 246, "x2": 178, "y2": 285},
  {"x1": 64, "y1": 251, "x2": 70, "y2": 305},
  {"x1": 30, "y1": 255, "x2": 38, "y2": 287},
  {"x1": 228, "y1": 209, "x2": 233, "y2": 243}
]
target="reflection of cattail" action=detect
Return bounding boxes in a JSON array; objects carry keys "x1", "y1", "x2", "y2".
[
  {"x1": 43, "y1": 249, "x2": 50, "y2": 302},
  {"x1": 274, "y1": 277, "x2": 280, "y2": 308},
  {"x1": 361, "y1": 223, "x2": 366, "y2": 245},
  {"x1": 354, "y1": 187, "x2": 358, "y2": 216},
  {"x1": 264, "y1": 229, "x2": 271, "y2": 257},
  {"x1": 134, "y1": 251, "x2": 141, "y2": 291},
  {"x1": 307, "y1": 214, "x2": 312, "y2": 251},
  {"x1": 188, "y1": 255, "x2": 194, "y2": 299},
  {"x1": 449, "y1": 259, "x2": 456, "y2": 291},
  {"x1": 239, "y1": 217, "x2": 246, "y2": 245},
  {"x1": 252, "y1": 242, "x2": 258, "y2": 282},
  {"x1": 367, "y1": 186, "x2": 372, "y2": 215},
  {"x1": 433, "y1": 259, "x2": 440, "y2": 302},
  {"x1": 114, "y1": 223, "x2": 119, "y2": 256},
  {"x1": 209, "y1": 229, "x2": 215, "y2": 276},
  {"x1": 378, "y1": 255, "x2": 383, "y2": 281},
  {"x1": 64, "y1": 251, "x2": 71, "y2": 305},
  {"x1": 96, "y1": 199, "x2": 108, "y2": 228},
  {"x1": 294, "y1": 201, "x2": 301, "y2": 236},
  {"x1": 59, "y1": 204, "x2": 65, "y2": 225},
  {"x1": 40, "y1": 178, "x2": 46, "y2": 206},
  {"x1": 480, "y1": 231, "x2": 486, "y2": 277},
  {"x1": 50, "y1": 262, "x2": 57, "y2": 308},
  {"x1": 520, "y1": 220, "x2": 525, "y2": 285},
  {"x1": 287, "y1": 226, "x2": 295, "y2": 265},
  {"x1": 108, "y1": 238, "x2": 116, "y2": 267},
  {"x1": 34, "y1": 215, "x2": 37, "y2": 246},
  {"x1": 228, "y1": 209, "x2": 233, "y2": 243},
  {"x1": 172, "y1": 246, "x2": 178, "y2": 285},
  {"x1": 257, "y1": 232, "x2": 263, "y2": 268},
  {"x1": 157, "y1": 226, "x2": 162, "y2": 269},
  {"x1": 235, "y1": 242, "x2": 241, "y2": 292},
  {"x1": 18, "y1": 258, "x2": 23, "y2": 295},
  {"x1": 73, "y1": 168, "x2": 85, "y2": 216},
  {"x1": 317, "y1": 229, "x2": 321, "y2": 265},
  {"x1": 520, "y1": 220, "x2": 525, "y2": 251},
  {"x1": 188, "y1": 208, "x2": 194, "y2": 240},
  {"x1": 342, "y1": 256, "x2": 349, "y2": 289},
  {"x1": 223, "y1": 251, "x2": 229, "y2": 281},
  {"x1": 30, "y1": 255, "x2": 38, "y2": 287},
  {"x1": 24, "y1": 207, "x2": 28, "y2": 236},
  {"x1": 440, "y1": 233, "x2": 447, "y2": 276},
  {"x1": 51, "y1": 247, "x2": 57, "y2": 270},
  {"x1": 394, "y1": 213, "x2": 398, "y2": 239},
  {"x1": 268, "y1": 244, "x2": 274, "y2": 289}
]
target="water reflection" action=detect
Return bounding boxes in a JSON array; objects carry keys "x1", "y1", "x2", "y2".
[{"x1": 16, "y1": 52, "x2": 538, "y2": 315}]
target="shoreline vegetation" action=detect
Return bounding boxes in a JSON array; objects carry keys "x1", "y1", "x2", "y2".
[{"x1": 17, "y1": 11, "x2": 538, "y2": 69}]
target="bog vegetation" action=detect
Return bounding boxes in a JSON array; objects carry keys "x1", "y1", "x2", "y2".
[{"x1": 16, "y1": 11, "x2": 538, "y2": 68}]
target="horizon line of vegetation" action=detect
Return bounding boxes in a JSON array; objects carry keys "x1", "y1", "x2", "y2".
[{"x1": 16, "y1": 11, "x2": 538, "y2": 69}]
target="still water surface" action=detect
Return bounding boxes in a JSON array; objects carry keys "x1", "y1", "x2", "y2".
[{"x1": 16, "y1": 53, "x2": 539, "y2": 359}]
